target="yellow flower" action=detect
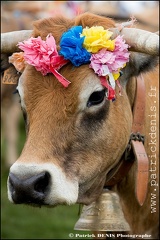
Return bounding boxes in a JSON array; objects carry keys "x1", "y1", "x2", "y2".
[{"x1": 81, "y1": 26, "x2": 115, "y2": 53}]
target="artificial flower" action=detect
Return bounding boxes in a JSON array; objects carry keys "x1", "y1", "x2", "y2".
[
  {"x1": 9, "y1": 52, "x2": 26, "y2": 72},
  {"x1": 59, "y1": 26, "x2": 91, "y2": 66},
  {"x1": 89, "y1": 49, "x2": 115, "y2": 76},
  {"x1": 17, "y1": 24, "x2": 130, "y2": 96},
  {"x1": 89, "y1": 35, "x2": 130, "y2": 76},
  {"x1": 18, "y1": 34, "x2": 70, "y2": 87},
  {"x1": 18, "y1": 34, "x2": 68, "y2": 75},
  {"x1": 82, "y1": 26, "x2": 115, "y2": 53}
]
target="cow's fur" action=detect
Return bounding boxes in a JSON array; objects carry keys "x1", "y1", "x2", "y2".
[{"x1": 6, "y1": 13, "x2": 159, "y2": 238}]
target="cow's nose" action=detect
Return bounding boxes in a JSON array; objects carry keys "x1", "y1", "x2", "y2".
[{"x1": 8, "y1": 171, "x2": 50, "y2": 205}]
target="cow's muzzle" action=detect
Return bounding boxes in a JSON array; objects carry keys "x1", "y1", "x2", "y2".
[{"x1": 8, "y1": 171, "x2": 50, "y2": 205}]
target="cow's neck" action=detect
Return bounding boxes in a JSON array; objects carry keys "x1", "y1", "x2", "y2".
[{"x1": 105, "y1": 75, "x2": 149, "y2": 206}]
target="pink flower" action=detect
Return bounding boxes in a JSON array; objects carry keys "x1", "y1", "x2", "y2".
[
  {"x1": 18, "y1": 34, "x2": 70, "y2": 87},
  {"x1": 18, "y1": 34, "x2": 62, "y2": 75},
  {"x1": 89, "y1": 35, "x2": 130, "y2": 76}
]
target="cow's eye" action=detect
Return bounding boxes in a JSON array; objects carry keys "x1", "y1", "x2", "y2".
[{"x1": 87, "y1": 89, "x2": 106, "y2": 107}]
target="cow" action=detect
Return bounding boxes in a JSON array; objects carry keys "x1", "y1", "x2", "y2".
[{"x1": 1, "y1": 12, "x2": 159, "y2": 238}]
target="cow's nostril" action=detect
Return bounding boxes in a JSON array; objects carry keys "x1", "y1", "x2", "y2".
[
  {"x1": 8, "y1": 171, "x2": 51, "y2": 205},
  {"x1": 34, "y1": 172, "x2": 50, "y2": 193}
]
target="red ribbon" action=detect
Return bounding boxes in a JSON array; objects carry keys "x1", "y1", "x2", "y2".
[
  {"x1": 50, "y1": 57, "x2": 71, "y2": 88},
  {"x1": 100, "y1": 76, "x2": 115, "y2": 100}
]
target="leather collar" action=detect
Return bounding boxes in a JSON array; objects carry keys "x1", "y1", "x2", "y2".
[{"x1": 105, "y1": 74, "x2": 149, "y2": 206}]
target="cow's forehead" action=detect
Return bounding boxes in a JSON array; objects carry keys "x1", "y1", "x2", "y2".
[
  {"x1": 78, "y1": 73, "x2": 103, "y2": 111},
  {"x1": 17, "y1": 64, "x2": 103, "y2": 113}
]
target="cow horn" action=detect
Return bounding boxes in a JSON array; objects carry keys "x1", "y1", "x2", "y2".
[
  {"x1": 1, "y1": 30, "x2": 33, "y2": 54},
  {"x1": 110, "y1": 28, "x2": 159, "y2": 56},
  {"x1": 1, "y1": 28, "x2": 159, "y2": 56}
]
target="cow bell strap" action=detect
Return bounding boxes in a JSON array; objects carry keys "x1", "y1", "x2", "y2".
[
  {"x1": 105, "y1": 74, "x2": 149, "y2": 206},
  {"x1": 131, "y1": 74, "x2": 149, "y2": 206}
]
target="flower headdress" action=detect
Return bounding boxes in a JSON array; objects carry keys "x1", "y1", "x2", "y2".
[{"x1": 10, "y1": 25, "x2": 130, "y2": 100}]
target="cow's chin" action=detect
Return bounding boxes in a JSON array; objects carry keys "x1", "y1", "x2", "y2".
[{"x1": 77, "y1": 174, "x2": 106, "y2": 205}]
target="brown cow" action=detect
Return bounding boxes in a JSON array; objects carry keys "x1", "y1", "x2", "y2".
[{"x1": 1, "y1": 13, "x2": 159, "y2": 238}]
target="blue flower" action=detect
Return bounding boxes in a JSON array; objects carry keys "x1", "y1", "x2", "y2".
[{"x1": 59, "y1": 26, "x2": 91, "y2": 67}]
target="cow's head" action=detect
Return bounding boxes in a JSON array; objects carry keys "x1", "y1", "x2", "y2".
[{"x1": 2, "y1": 13, "x2": 158, "y2": 207}]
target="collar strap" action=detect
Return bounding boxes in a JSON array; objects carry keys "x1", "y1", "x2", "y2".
[
  {"x1": 131, "y1": 74, "x2": 149, "y2": 206},
  {"x1": 105, "y1": 74, "x2": 149, "y2": 206}
]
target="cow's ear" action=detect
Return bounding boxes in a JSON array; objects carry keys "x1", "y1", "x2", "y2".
[
  {"x1": 120, "y1": 53, "x2": 159, "y2": 86},
  {"x1": 1, "y1": 54, "x2": 20, "y2": 86}
]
